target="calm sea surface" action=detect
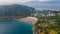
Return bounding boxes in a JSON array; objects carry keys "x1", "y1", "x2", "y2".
[{"x1": 0, "y1": 19, "x2": 33, "y2": 34}]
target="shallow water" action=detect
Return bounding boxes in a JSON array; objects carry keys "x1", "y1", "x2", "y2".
[{"x1": 0, "y1": 20, "x2": 33, "y2": 34}]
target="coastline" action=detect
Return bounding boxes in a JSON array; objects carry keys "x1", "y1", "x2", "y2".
[{"x1": 18, "y1": 17, "x2": 38, "y2": 24}]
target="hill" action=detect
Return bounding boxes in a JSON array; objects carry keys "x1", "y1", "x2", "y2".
[
  {"x1": 24, "y1": 1, "x2": 60, "y2": 9},
  {"x1": 0, "y1": 4, "x2": 35, "y2": 17}
]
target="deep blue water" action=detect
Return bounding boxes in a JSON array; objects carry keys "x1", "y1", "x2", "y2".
[{"x1": 0, "y1": 20, "x2": 33, "y2": 34}]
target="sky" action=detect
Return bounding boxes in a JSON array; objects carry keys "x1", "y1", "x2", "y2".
[
  {"x1": 0, "y1": 0, "x2": 60, "y2": 5},
  {"x1": 0, "y1": 0, "x2": 31, "y2": 5}
]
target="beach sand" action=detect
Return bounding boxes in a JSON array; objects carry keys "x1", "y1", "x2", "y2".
[{"x1": 19, "y1": 17, "x2": 38, "y2": 24}]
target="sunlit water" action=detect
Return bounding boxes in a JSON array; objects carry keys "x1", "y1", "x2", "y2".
[{"x1": 0, "y1": 19, "x2": 33, "y2": 34}]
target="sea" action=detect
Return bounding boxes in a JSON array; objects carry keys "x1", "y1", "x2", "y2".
[{"x1": 0, "y1": 19, "x2": 33, "y2": 34}]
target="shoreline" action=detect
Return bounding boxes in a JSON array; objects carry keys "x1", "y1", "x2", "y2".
[
  {"x1": 0, "y1": 16, "x2": 38, "y2": 24},
  {"x1": 18, "y1": 17, "x2": 38, "y2": 24}
]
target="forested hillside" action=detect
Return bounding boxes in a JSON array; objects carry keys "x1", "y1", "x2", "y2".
[{"x1": 0, "y1": 4, "x2": 35, "y2": 17}]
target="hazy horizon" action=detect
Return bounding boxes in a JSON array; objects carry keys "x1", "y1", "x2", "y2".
[
  {"x1": 0, "y1": 0, "x2": 60, "y2": 9},
  {"x1": 0, "y1": 0, "x2": 60, "y2": 5}
]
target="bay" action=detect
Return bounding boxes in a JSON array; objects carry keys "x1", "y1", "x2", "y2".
[{"x1": 0, "y1": 19, "x2": 33, "y2": 34}]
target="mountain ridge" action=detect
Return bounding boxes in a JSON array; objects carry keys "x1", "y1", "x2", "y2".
[
  {"x1": 24, "y1": 1, "x2": 60, "y2": 9},
  {"x1": 0, "y1": 4, "x2": 35, "y2": 17}
]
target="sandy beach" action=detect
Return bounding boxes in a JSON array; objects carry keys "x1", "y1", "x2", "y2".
[{"x1": 19, "y1": 17, "x2": 38, "y2": 24}]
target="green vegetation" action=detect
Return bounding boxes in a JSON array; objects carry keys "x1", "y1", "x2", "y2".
[
  {"x1": 34, "y1": 14, "x2": 60, "y2": 34},
  {"x1": 0, "y1": 4, "x2": 35, "y2": 17}
]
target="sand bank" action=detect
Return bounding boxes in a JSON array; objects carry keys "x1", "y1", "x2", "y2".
[{"x1": 19, "y1": 17, "x2": 38, "y2": 24}]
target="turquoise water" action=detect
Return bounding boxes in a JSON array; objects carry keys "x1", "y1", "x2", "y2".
[{"x1": 0, "y1": 20, "x2": 33, "y2": 34}]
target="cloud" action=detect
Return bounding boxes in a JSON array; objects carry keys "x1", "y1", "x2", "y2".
[
  {"x1": 38, "y1": 0, "x2": 60, "y2": 2},
  {"x1": 0, "y1": 0, "x2": 60, "y2": 5},
  {"x1": 38, "y1": 0, "x2": 52, "y2": 1},
  {"x1": 0, "y1": 0, "x2": 32, "y2": 5}
]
